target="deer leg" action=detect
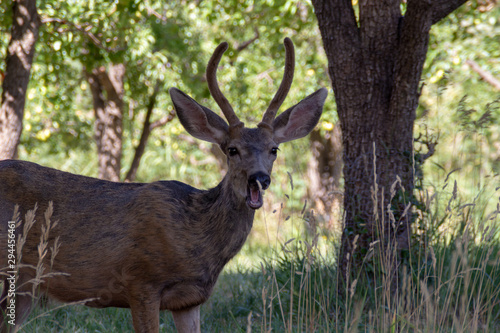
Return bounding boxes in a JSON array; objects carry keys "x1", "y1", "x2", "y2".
[
  {"x1": 172, "y1": 305, "x2": 200, "y2": 333},
  {"x1": 1, "y1": 295, "x2": 34, "y2": 333},
  {"x1": 129, "y1": 296, "x2": 160, "y2": 333},
  {"x1": 0, "y1": 282, "x2": 12, "y2": 333},
  {"x1": 1, "y1": 274, "x2": 36, "y2": 333}
]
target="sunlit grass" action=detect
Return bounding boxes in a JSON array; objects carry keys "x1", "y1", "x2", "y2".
[
  {"x1": 8, "y1": 93, "x2": 500, "y2": 332},
  {"x1": 2, "y1": 171, "x2": 499, "y2": 332}
]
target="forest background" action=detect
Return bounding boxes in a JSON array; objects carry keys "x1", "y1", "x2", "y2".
[{"x1": 1, "y1": 0, "x2": 499, "y2": 331}]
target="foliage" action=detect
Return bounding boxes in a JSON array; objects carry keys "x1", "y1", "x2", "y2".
[
  {"x1": 2, "y1": 1, "x2": 500, "y2": 331},
  {"x1": 17, "y1": 176, "x2": 500, "y2": 332},
  {"x1": 419, "y1": 2, "x2": 500, "y2": 204},
  {"x1": 0, "y1": 0, "x2": 332, "y2": 184}
]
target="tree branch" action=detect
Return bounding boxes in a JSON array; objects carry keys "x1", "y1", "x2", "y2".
[
  {"x1": 430, "y1": 0, "x2": 469, "y2": 25},
  {"x1": 466, "y1": 59, "x2": 500, "y2": 91},
  {"x1": 389, "y1": 0, "x2": 433, "y2": 122},
  {"x1": 41, "y1": 16, "x2": 126, "y2": 53},
  {"x1": 311, "y1": 0, "x2": 361, "y2": 59},
  {"x1": 150, "y1": 111, "x2": 175, "y2": 130},
  {"x1": 311, "y1": 0, "x2": 363, "y2": 124},
  {"x1": 91, "y1": 64, "x2": 125, "y2": 104},
  {"x1": 124, "y1": 81, "x2": 175, "y2": 182},
  {"x1": 124, "y1": 81, "x2": 161, "y2": 182},
  {"x1": 236, "y1": 28, "x2": 259, "y2": 52}
]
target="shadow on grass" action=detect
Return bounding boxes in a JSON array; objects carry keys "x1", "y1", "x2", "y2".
[{"x1": 18, "y1": 231, "x2": 500, "y2": 332}]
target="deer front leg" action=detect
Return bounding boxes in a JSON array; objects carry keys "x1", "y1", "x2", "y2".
[
  {"x1": 129, "y1": 295, "x2": 160, "y2": 333},
  {"x1": 1, "y1": 293, "x2": 31, "y2": 333},
  {"x1": 172, "y1": 305, "x2": 200, "y2": 333},
  {"x1": 1, "y1": 273, "x2": 36, "y2": 333}
]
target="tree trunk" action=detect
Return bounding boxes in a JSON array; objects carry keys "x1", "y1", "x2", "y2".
[
  {"x1": 311, "y1": 0, "x2": 468, "y2": 289},
  {"x1": 307, "y1": 125, "x2": 343, "y2": 231},
  {"x1": 86, "y1": 64, "x2": 125, "y2": 181},
  {"x1": 124, "y1": 81, "x2": 176, "y2": 182},
  {"x1": 0, "y1": 0, "x2": 40, "y2": 160}
]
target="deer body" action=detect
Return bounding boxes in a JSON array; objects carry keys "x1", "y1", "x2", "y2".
[
  {"x1": 1, "y1": 160, "x2": 253, "y2": 331},
  {"x1": 0, "y1": 38, "x2": 327, "y2": 332},
  {"x1": 1, "y1": 160, "x2": 253, "y2": 307}
]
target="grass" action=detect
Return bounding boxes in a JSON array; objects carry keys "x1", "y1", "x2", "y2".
[
  {"x1": 4, "y1": 97, "x2": 499, "y2": 331},
  {"x1": 2, "y1": 171, "x2": 499, "y2": 332}
]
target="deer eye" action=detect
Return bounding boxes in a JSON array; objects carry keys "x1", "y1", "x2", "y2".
[
  {"x1": 270, "y1": 147, "x2": 279, "y2": 156},
  {"x1": 228, "y1": 147, "x2": 239, "y2": 156}
]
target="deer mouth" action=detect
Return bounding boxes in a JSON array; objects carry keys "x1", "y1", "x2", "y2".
[
  {"x1": 246, "y1": 185, "x2": 264, "y2": 209},
  {"x1": 246, "y1": 173, "x2": 270, "y2": 210}
]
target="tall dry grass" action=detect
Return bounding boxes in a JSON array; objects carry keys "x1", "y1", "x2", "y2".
[
  {"x1": 1, "y1": 203, "x2": 92, "y2": 332},
  {"x1": 257, "y1": 171, "x2": 500, "y2": 332},
  {"x1": 1, "y1": 176, "x2": 498, "y2": 332}
]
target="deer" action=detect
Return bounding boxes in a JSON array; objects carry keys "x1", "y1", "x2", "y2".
[{"x1": 0, "y1": 38, "x2": 327, "y2": 332}]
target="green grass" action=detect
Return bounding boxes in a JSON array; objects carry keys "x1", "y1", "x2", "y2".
[
  {"x1": 7, "y1": 176, "x2": 499, "y2": 332},
  {"x1": 6, "y1": 152, "x2": 500, "y2": 332},
  {"x1": 7, "y1": 91, "x2": 500, "y2": 332}
]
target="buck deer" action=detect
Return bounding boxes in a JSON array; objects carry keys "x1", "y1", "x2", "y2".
[{"x1": 0, "y1": 38, "x2": 327, "y2": 332}]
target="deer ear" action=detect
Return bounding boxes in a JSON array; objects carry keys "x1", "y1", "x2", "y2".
[
  {"x1": 272, "y1": 88, "x2": 328, "y2": 144},
  {"x1": 170, "y1": 88, "x2": 229, "y2": 144}
]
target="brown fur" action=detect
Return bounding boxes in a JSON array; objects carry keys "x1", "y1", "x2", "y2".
[
  {"x1": 0, "y1": 151, "x2": 254, "y2": 332},
  {"x1": 0, "y1": 40, "x2": 327, "y2": 332}
]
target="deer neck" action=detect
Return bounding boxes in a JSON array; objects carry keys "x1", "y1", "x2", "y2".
[
  {"x1": 193, "y1": 175, "x2": 255, "y2": 263},
  {"x1": 205, "y1": 174, "x2": 254, "y2": 229}
]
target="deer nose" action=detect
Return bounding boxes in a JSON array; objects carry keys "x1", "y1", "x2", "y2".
[{"x1": 248, "y1": 172, "x2": 271, "y2": 190}]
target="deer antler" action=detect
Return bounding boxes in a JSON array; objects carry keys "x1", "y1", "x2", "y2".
[
  {"x1": 206, "y1": 42, "x2": 243, "y2": 128},
  {"x1": 259, "y1": 37, "x2": 295, "y2": 128}
]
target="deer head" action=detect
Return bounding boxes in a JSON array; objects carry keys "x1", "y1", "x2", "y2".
[{"x1": 169, "y1": 38, "x2": 327, "y2": 210}]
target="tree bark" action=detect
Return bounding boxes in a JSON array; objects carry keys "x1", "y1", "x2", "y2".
[
  {"x1": 307, "y1": 125, "x2": 343, "y2": 230},
  {"x1": 86, "y1": 64, "x2": 125, "y2": 181},
  {"x1": 311, "y1": 0, "x2": 468, "y2": 289},
  {"x1": 0, "y1": 0, "x2": 40, "y2": 160}
]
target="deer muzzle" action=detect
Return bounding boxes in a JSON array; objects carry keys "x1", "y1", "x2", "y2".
[{"x1": 247, "y1": 171, "x2": 271, "y2": 209}]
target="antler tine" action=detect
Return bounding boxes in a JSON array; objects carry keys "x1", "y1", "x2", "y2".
[
  {"x1": 259, "y1": 37, "x2": 295, "y2": 127},
  {"x1": 206, "y1": 42, "x2": 243, "y2": 127}
]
